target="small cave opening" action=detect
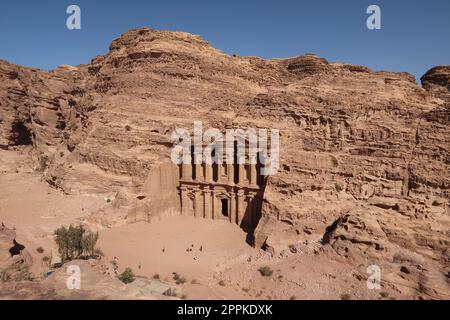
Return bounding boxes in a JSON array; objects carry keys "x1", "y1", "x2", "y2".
[
  {"x1": 10, "y1": 120, "x2": 33, "y2": 146},
  {"x1": 9, "y1": 239, "x2": 25, "y2": 256}
]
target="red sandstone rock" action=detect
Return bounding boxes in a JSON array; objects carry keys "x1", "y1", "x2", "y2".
[{"x1": 0, "y1": 27, "x2": 449, "y2": 299}]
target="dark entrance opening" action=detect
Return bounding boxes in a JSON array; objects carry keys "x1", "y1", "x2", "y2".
[
  {"x1": 10, "y1": 121, "x2": 33, "y2": 146},
  {"x1": 190, "y1": 145, "x2": 196, "y2": 180},
  {"x1": 212, "y1": 148, "x2": 218, "y2": 182},
  {"x1": 9, "y1": 239, "x2": 25, "y2": 256},
  {"x1": 221, "y1": 199, "x2": 228, "y2": 217},
  {"x1": 233, "y1": 141, "x2": 239, "y2": 183}
]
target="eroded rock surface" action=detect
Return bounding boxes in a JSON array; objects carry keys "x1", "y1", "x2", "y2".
[
  {"x1": 0, "y1": 27, "x2": 449, "y2": 298},
  {"x1": 0, "y1": 226, "x2": 33, "y2": 282}
]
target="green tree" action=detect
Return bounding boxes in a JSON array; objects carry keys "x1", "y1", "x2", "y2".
[
  {"x1": 118, "y1": 268, "x2": 135, "y2": 284},
  {"x1": 54, "y1": 224, "x2": 101, "y2": 262}
]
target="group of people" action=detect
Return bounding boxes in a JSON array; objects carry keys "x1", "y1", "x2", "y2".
[
  {"x1": 161, "y1": 244, "x2": 204, "y2": 253},
  {"x1": 160, "y1": 244, "x2": 204, "y2": 261}
]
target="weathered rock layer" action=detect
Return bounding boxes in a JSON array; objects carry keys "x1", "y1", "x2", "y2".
[{"x1": 0, "y1": 27, "x2": 449, "y2": 298}]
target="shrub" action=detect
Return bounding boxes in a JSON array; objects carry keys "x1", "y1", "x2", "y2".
[
  {"x1": 218, "y1": 280, "x2": 226, "y2": 287},
  {"x1": 54, "y1": 224, "x2": 101, "y2": 262},
  {"x1": 258, "y1": 266, "x2": 273, "y2": 277},
  {"x1": 335, "y1": 182, "x2": 344, "y2": 192},
  {"x1": 38, "y1": 155, "x2": 49, "y2": 172},
  {"x1": 36, "y1": 246, "x2": 44, "y2": 254},
  {"x1": 118, "y1": 268, "x2": 135, "y2": 284},
  {"x1": 152, "y1": 273, "x2": 160, "y2": 280},
  {"x1": 172, "y1": 272, "x2": 180, "y2": 281},
  {"x1": 81, "y1": 230, "x2": 99, "y2": 258},
  {"x1": 94, "y1": 248, "x2": 104, "y2": 257},
  {"x1": 42, "y1": 256, "x2": 51, "y2": 262},
  {"x1": 176, "y1": 277, "x2": 187, "y2": 285},
  {"x1": 0, "y1": 264, "x2": 34, "y2": 282},
  {"x1": 173, "y1": 272, "x2": 186, "y2": 285},
  {"x1": 380, "y1": 291, "x2": 389, "y2": 299},
  {"x1": 340, "y1": 293, "x2": 351, "y2": 300},
  {"x1": 0, "y1": 270, "x2": 11, "y2": 282},
  {"x1": 163, "y1": 289, "x2": 178, "y2": 297}
]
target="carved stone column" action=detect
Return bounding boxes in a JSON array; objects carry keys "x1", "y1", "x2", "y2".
[
  {"x1": 204, "y1": 163, "x2": 212, "y2": 182},
  {"x1": 222, "y1": 164, "x2": 228, "y2": 183},
  {"x1": 211, "y1": 190, "x2": 217, "y2": 220},
  {"x1": 227, "y1": 163, "x2": 234, "y2": 184},
  {"x1": 195, "y1": 164, "x2": 203, "y2": 181},
  {"x1": 180, "y1": 186, "x2": 188, "y2": 215},
  {"x1": 203, "y1": 189, "x2": 211, "y2": 219},
  {"x1": 188, "y1": 196, "x2": 195, "y2": 216},
  {"x1": 193, "y1": 150, "x2": 203, "y2": 181},
  {"x1": 217, "y1": 163, "x2": 223, "y2": 183},
  {"x1": 182, "y1": 164, "x2": 191, "y2": 181},
  {"x1": 236, "y1": 190, "x2": 245, "y2": 225},
  {"x1": 238, "y1": 164, "x2": 245, "y2": 185},
  {"x1": 230, "y1": 192, "x2": 237, "y2": 224},
  {"x1": 194, "y1": 189, "x2": 202, "y2": 217},
  {"x1": 250, "y1": 164, "x2": 257, "y2": 186}
]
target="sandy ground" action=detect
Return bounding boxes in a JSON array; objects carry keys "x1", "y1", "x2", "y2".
[
  {"x1": 98, "y1": 216, "x2": 382, "y2": 300},
  {"x1": 0, "y1": 172, "x2": 107, "y2": 275},
  {"x1": 0, "y1": 158, "x2": 386, "y2": 300},
  {"x1": 98, "y1": 217, "x2": 255, "y2": 299}
]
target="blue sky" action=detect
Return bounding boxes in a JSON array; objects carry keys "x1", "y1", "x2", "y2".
[{"x1": 0, "y1": 0, "x2": 448, "y2": 81}]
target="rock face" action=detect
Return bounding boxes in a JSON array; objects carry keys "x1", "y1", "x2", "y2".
[
  {"x1": 0, "y1": 226, "x2": 33, "y2": 282},
  {"x1": 420, "y1": 66, "x2": 450, "y2": 124},
  {"x1": 0, "y1": 227, "x2": 17, "y2": 266},
  {"x1": 421, "y1": 66, "x2": 450, "y2": 93},
  {"x1": 0, "y1": 27, "x2": 449, "y2": 298},
  {"x1": 0, "y1": 258, "x2": 176, "y2": 300}
]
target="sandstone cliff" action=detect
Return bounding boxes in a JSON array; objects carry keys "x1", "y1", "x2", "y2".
[{"x1": 0, "y1": 27, "x2": 449, "y2": 298}]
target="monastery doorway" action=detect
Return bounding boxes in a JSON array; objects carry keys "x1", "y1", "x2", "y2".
[{"x1": 221, "y1": 199, "x2": 229, "y2": 218}]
